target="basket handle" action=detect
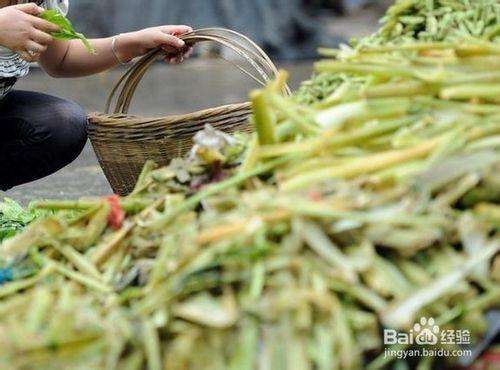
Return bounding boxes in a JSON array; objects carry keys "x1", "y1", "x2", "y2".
[{"x1": 105, "y1": 28, "x2": 291, "y2": 115}]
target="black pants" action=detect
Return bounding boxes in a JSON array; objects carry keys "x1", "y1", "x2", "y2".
[{"x1": 0, "y1": 90, "x2": 87, "y2": 191}]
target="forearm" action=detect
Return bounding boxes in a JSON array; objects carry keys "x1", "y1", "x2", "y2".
[
  {"x1": 39, "y1": 38, "x2": 120, "y2": 78},
  {"x1": 38, "y1": 26, "x2": 191, "y2": 78}
]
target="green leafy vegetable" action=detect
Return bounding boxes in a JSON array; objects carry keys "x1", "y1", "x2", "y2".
[
  {"x1": 0, "y1": 199, "x2": 50, "y2": 243},
  {"x1": 39, "y1": 9, "x2": 95, "y2": 54}
]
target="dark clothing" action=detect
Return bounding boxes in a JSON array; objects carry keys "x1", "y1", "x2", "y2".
[
  {"x1": 0, "y1": 77, "x2": 17, "y2": 100},
  {"x1": 0, "y1": 90, "x2": 87, "y2": 191}
]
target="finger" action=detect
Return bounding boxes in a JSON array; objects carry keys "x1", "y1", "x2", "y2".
[
  {"x1": 15, "y1": 3, "x2": 44, "y2": 16},
  {"x1": 18, "y1": 50, "x2": 39, "y2": 63},
  {"x1": 25, "y1": 40, "x2": 47, "y2": 54},
  {"x1": 160, "y1": 25, "x2": 193, "y2": 36},
  {"x1": 163, "y1": 46, "x2": 191, "y2": 58},
  {"x1": 156, "y1": 33, "x2": 185, "y2": 49},
  {"x1": 31, "y1": 16, "x2": 61, "y2": 33},
  {"x1": 31, "y1": 29, "x2": 53, "y2": 45},
  {"x1": 163, "y1": 55, "x2": 179, "y2": 64},
  {"x1": 161, "y1": 45, "x2": 178, "y2": 54},
  {"x1": 183, "y1": 47, "x2": 193, "y2": 58}
]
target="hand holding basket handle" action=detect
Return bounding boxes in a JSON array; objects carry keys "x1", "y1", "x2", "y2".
[
  {"x1": 112, "y1": 26, "x2": 194, "y2": 65},
  {"x1": 89, "y1": 28, "x2": 289, "y2": 195}
]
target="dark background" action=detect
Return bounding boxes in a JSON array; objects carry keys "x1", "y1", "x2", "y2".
[{"x1": 68, "y1": 0, "x2": 391, "y2": 60}]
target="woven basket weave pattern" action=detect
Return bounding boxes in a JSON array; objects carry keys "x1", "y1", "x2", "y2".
[{"x1": 89, "y1": 104, "x2": 253, "y2": 195}]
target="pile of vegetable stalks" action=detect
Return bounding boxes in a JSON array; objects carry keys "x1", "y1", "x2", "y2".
[
  {"x1": 0, "y1": 37, "x2": 499, "y2": 369},
  {"x1": 357, "y1": 0, "x2": 500, "y2": 47},
  {"x1": 297, "y1": 0, "x2": 500, "y2": 104}
]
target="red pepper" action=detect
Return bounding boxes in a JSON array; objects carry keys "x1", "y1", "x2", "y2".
[
  {"x1": 308, "y1": 191, "x2": 323, "y2": 202},
  {"x1": 104, "y1": 195, "x2": 125, "y2": 230},
  {"x1": 465, "y1": 349, "x2": 500, "y2": 370},
  {"x1": 480, "y1": 349, "x2": 500, "y2": 366}
]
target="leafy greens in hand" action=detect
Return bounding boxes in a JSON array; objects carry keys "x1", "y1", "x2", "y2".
[{"x1": 39, "y1": 9, "x2": 95, "y2": 54}]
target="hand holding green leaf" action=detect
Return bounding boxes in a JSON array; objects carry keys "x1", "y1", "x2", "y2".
[{"x1": 39, "y1": 9, "x2": 95, "y2": 54}]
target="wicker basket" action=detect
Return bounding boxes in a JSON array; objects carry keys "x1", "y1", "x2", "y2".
[{"x1": 88, "y1": 28, "x2": 286, "y2": 196}]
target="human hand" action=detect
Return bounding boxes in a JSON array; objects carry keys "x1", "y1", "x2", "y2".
[
  {"x1": 162, "y1": 45, "x2": 194, "y2": 65},
  {"x1": 0, "y1": 3, "x2": 59, "y2": 62},
  {"x1": 114, "y1": 25, "x2": 193, "y2": 64}
]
